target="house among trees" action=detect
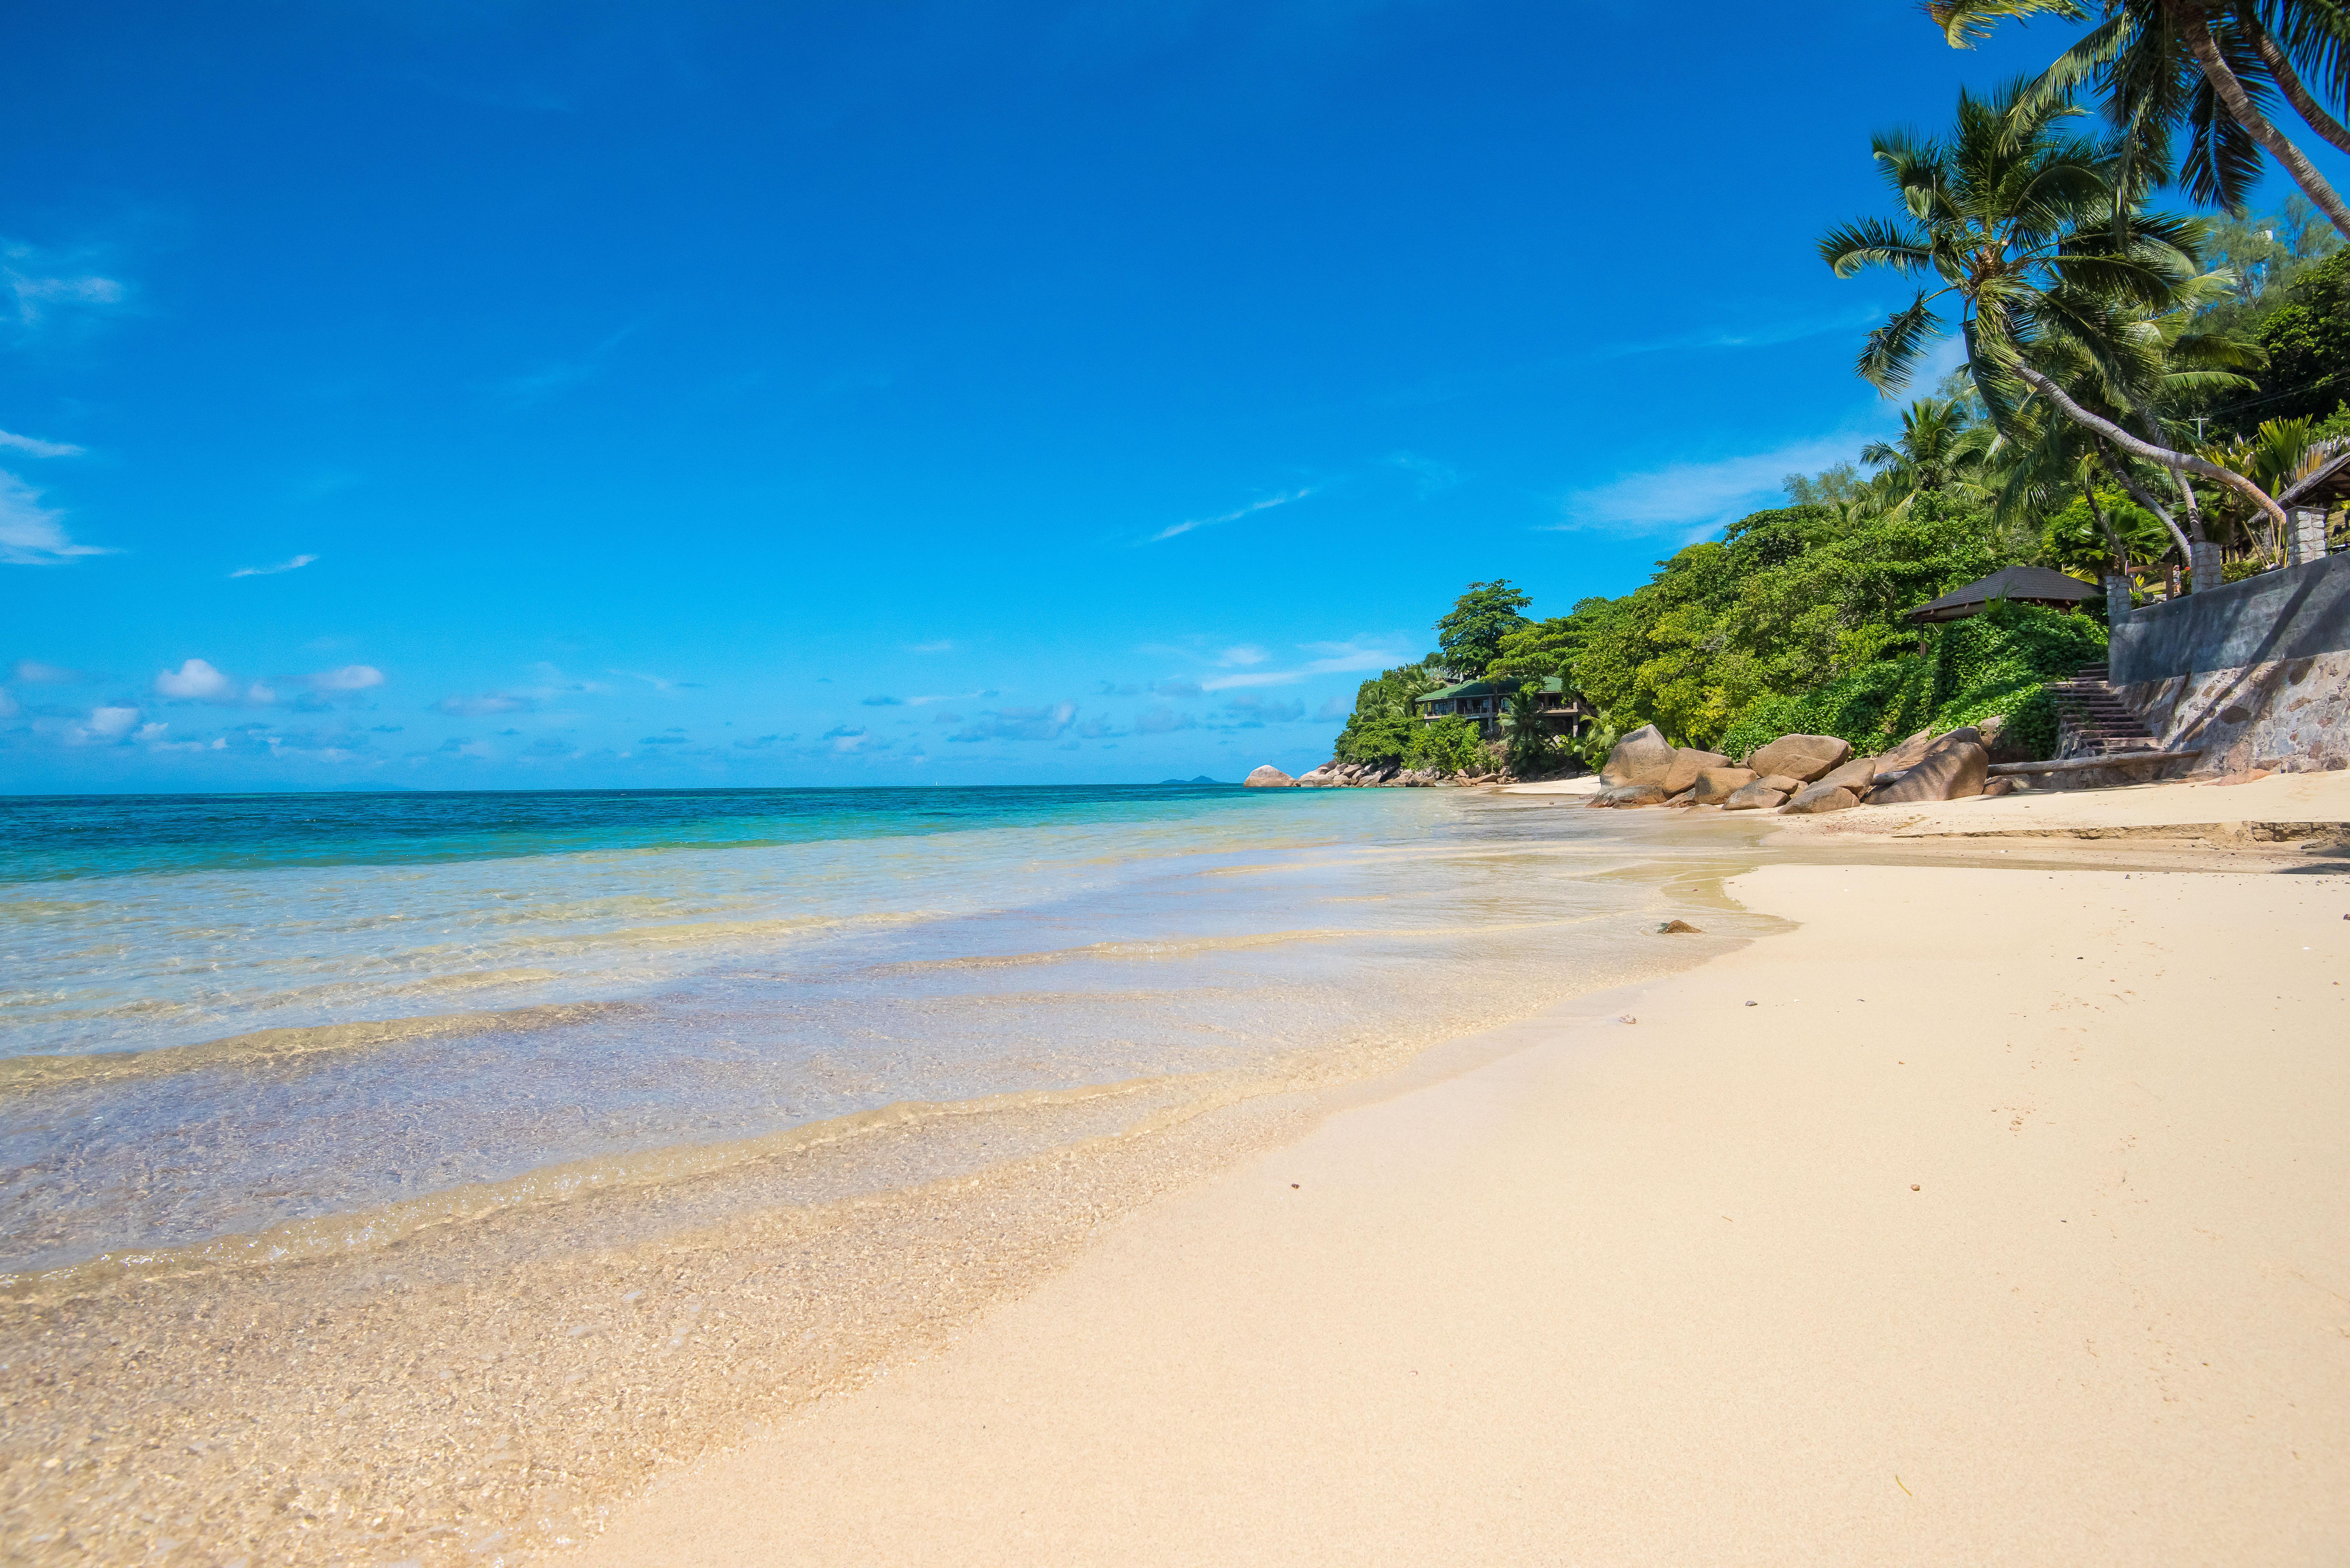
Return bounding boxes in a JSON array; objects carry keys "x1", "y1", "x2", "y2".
[{"x1": 1415, "y1": 676, "x2": 1596, "y2": 742}]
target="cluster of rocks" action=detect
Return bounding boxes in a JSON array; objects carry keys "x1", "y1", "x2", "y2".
[
  {"x1": 1244, "y1": 762, "x2": 1502, "y2": 789},
  {"x1": 1587, "y1": 723, "x2": 2001, "y2": 815}
]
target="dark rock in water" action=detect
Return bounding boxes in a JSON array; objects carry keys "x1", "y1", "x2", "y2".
[{"x1": 1657, "y1": 919, "x2": 1703, "y2": 933}]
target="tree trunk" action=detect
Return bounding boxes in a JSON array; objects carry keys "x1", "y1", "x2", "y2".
[
  {"x1": 2082, "y1": 475, "x2": 2131, "y2": 574},
  {"x1": 2013, "y1": 357, "x2": 2289, "y2": 531},
  {"x1": 2236, "y1": 1, "x2": 2350, "y2": 156},
  {"x1": 2099, "y1": 445, "x2": 2197, "y2": 561},
  {"x1": 2172, "y1": 1, "x2": 2350, "y2": 237}
]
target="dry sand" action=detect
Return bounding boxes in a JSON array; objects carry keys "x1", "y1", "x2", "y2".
[{"x1": 575, "y1": 845, "x2": 2350, "y2": 1564}]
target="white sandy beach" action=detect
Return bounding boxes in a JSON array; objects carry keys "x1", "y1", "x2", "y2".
[{"x1": 576, "y1": 814, "x2": 2350, "y2": 1564}]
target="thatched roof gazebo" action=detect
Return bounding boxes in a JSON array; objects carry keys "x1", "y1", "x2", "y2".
[{"x1": 1904, "y1": 564, "x2": 2100, "y2": 624}]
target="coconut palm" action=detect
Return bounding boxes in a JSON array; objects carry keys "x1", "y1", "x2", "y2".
[
  {"x1": 1819, "y1": 77, "x2": 2288, "y2": 550},
  {"x1": 1502, "y1": 683, "x2": 1553, "y2": 777},
  {"x1": 1858, "y1": 396, "x2": 1998, "y2": 512},
  {"x1": 1930, "y1": 0, "x2": 2350, "y2": 236}
]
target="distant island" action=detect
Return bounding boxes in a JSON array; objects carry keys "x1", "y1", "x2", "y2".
[{"x1": 1158, "y1": 776, "x2": 1221, "y2": 786}]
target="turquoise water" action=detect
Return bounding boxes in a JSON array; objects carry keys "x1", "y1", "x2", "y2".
[{"x1": 0, "y1": 784, "x2": 1736, "y2": 1278}]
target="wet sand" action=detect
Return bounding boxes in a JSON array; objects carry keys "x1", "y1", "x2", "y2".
[{"x1": 577, "y1": 852, "x2": 2350, "y2": 1564}]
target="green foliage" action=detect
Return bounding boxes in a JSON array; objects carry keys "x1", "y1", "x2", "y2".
[
  {"x1": 2248, "y1": 249, "x2": 2350, "y2": 427},
  {"x1": 1409, "y1": 714, "x2": 1489, "y2": 776},
  {"x1": 1714, "y1": 602, "x2": 2105, "y2": 764},
  {"x1": 1434, "y1": 580, "x2": 1532, "y2": 677},
  {"x1": 1563, "y1": 496, "x2": 2002, "y2": 750},
  {"x1": 1332, "y1": 658, "x2": 1444, "y2": 765},
  {"x1": 2040, "y1": 490, "x2": 2170, "y2": 577},
  {"x1": 1488, "y1": 612, "x2": 1589, "y2": 682},
  {"x1": 1502, "y1": 683, "x2": 1555, "y2": 775}
]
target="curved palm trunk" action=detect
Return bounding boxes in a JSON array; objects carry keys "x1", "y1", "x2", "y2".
[
  {"x1": 2099, "y1": 444, "x2": 2198, "y2": 560},
  {"x1": 2082, "y1": 474, "x2": 2134, "y2": 573},
  {"x1": 2236, "y1": 2, "x2": 2350, "y2": 156},
  {"x1": 2172, "y1": 2, "x2": 2350, "y2": 237},
  {"x1": 2010, "y1": 357, "x2": 2289, "y2": 531}
]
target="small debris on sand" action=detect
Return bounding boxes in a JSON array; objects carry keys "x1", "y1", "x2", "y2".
[{"x1": 1657, "y1": 919, "x2": 1703, "y2": 934}]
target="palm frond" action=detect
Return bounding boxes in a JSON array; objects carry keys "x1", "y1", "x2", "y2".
[{"x1": 1858, "y1": 293, "x2": 1946, "y2": 392}]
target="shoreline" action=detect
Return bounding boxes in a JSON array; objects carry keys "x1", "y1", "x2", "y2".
[
  {"x1": 571, "y1": 785, "x2": 2350, "y2": 1566},
  {"x1": 0, "y1": 801, "x2": 1757, "y2": 1566}
]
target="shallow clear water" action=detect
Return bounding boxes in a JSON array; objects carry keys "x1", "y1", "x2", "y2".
[{"x1": 0, "y1": 784, "x2": 1747, "y2": 1277}]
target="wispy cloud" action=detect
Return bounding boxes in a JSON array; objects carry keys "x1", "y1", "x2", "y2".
[
  {"x1": 609, "y1": 668, "x2": 701, "y2": 691},
  {"x1": 1147, "y1": 486, "x2": 1317, "y2": 544},
  {"x1": 494, "y1": 320, "x2": 648, "y2": 408},
  {"x1": 860, "y1": 694, "x2": 905, "y2": 706},
  {"x1": 0, "y1": 468, "x2": 113, "y2": 566},
  {"x1": 906, "y1": 639, "x2": 956, "y2": 654},
  {"x1": 1198, "y1": 636, "x2": 1410, "y2": 692},
  {"x1": 1383, "y1": 451, "x2": 1464, "y2": 495},
  {"x1": 301, "y1": 664, "x2": 383, "y2": 692},
  {"x1": 3, "y1": 242, "x2": 126, "y2": 332},
  {"x1": 946, "y1": 703, "x2": 1079, "y2": 743},
  {"x1": 1554, "y1": 435, "x2": 1868, "y2": 536},
  {"x1": 14, "y1": 660, "x2": 87, "y2": 684},
  {"x1": 0, "y1": 428, "x2": 84, "y2": 458},
  {"x1": 230, "y1": 553, "x2": 318, "y2": 578},
  {"x1": 434, "y1": 691, "x2": 533, "y2": 717},
  {"x1": 1591, "y1": 306, "x2": 1887, "y2": 364}
]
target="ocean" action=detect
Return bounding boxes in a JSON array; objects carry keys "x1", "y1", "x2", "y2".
[{"x1": 0, "y1": 781, "x2": 1762, "y2": 1563}]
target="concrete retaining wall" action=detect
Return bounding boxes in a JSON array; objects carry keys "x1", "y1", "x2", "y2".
[
  {"x1": 2109, "y1": 552, "x2": 2350, "y2": 684},
  {"x1": 2104, "y1": 554, "x2": 2350, "y2": 774}
]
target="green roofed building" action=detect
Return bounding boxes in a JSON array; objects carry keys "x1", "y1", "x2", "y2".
[{"x1": 1414, "y1": 675, "x2": 1595, "y2": 742}]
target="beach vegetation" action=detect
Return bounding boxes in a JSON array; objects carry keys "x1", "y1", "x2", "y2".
[
  {"x1": 1410, "y1": 714, "x2": 1491, "y2": 775},
  {"x1": 1433, "y1": 580, "x2": 1534, "y2": 678}
]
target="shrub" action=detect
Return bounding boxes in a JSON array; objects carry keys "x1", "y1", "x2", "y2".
[
  {"x1": 1713, "y1": 602, "x2": 2104, "y2": 763},
  {"x1": 1410, "y1": 715, "x2": 1489, "y2": 775}
]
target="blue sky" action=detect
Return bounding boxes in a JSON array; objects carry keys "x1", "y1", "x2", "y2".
[{"x1": 4, "y1": 1, "x2": 2326, "y2": 791}]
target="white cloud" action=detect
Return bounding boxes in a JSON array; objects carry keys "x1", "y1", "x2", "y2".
[
  {"x1": 1148, "y1": 487, "x2": 1317, "y2": 544},
  {"x1": 14, "y1": 660, "x2": 85, "y2": 683},
  {"x1": 1217, "y1": 645, "x2": 1269, "y2": 667},
  {"x1": 230, "y1": 553, "x2": 318, "y2": 578},
  {"x1": 3, "y1": 247, "x2": 125, "y2": 329},
  {"x1": 1553, "y1": 436, "x2": 1868, "y2": 536},
  {"x1": 0, "y1": 428, "x2": 84, "y2": 458},
  {"x1": 154, "y1": 658, "x2": 276, "y2": 705},
  {"x1": 69, "y1": 705, "x2": 140, "y2": 744},
  {"x1": 304, "y1": 664, "x2": 383, "y2": 691},
  {"x1": 154, "y1": 658, "x2": 236, "y2": 700},
  {"x1": 906, "y1": 639, "x2": 956, "y2": 654},
  {"x1": 0, "y1": 469, "x2": 113, "y2": 565},
  {"x1": 1198, "y1": 637, "x2": 1411, "y2": 692}
]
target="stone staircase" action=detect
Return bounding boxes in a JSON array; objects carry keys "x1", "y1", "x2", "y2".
[{"x1": 2045, "y1": 661, "x2": 2160, "y2": 758}]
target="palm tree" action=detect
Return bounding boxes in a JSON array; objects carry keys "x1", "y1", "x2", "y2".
[
  {"x1": 1819, "y1": 77, "x2": 2288, "y2": 569},
  {"x1": 1930, "y1": 1, "x2": 2350, "y2": 237},
  {"x1": 1502, "y1": 682, "x2": 1554, "y2": 777},
  {"x1": 1858, "y1": 396, "x2": 1998, "y2": 512}
]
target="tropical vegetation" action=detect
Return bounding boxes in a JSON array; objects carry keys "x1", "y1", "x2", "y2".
[{"x1": 1332, "y1": 5, "x2": 2350, "y2": 776}]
